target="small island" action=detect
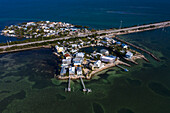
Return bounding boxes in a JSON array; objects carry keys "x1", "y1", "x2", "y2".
[{"x1": 1, "y1": 21, "x2": 91, "y2": 39}]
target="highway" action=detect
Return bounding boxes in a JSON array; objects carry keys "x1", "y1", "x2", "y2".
[{"x1": 0, "y1": 21, "x2": 170, "y2": 50}]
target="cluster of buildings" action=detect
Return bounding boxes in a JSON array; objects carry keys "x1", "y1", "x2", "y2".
[
  {"x1": 1, "y1": 21, "x2": 91, "y2": 38},
  {"x1": 54, "y1": 35, "x2": 134, "y2": 80}
]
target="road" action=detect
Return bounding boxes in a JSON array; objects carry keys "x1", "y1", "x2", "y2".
[{"x1": 0, "y1": 21, "x2": 170, "y2": 49}]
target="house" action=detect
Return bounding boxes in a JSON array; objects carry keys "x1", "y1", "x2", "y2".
[
  {"x1": 60, "y1": 67, "x2": 66, "y2": 76},
  {"x1": 74, "y1": 60, "x2": 81, "y2": 67},
  {"x1": 69, "y1": 67, "x2": 75, "y2": 75},
  {"x1": 100, "y1": 49, "x2": 109, "y2": 56},
  {"x1": 71, "y1": 49, "x2": 78, "y2": 53},
  {"x1": 101, "y1": 41, "x2": 107, "y2": 44},
  {"x1": 76, "y1": 52, "x2": 85, "y2": 58},
  {"x1": 100, "y1": 56, "x2": 116, "y2": 63},
  {"x1": 72, "y1": 44, "x2": 77, "y2": 48},
  {"x1": 8, "y1": 30, "x2": 15, "y2": 34},
  {"x1": 104, "y1": 37, "x2": 111, "y2": 42},
  {"x1": 64, "y1": 53, "x2": 71, "y2": 59},
  {"x1": 116, "y1": 41, "x2": 121, "y2": 45},
  {"x1": 112, "y1": 39, "x2": 117, "y2": 44},
  {"x1": 73, "y1": 58, "x2": 83, "y2": 67},
  {"x1": 121, "y1": 44, "x2": 128, "y2": 49},
  {"x1": 77, "y1": 67, "x2": 82, "y2": 75},
  {"x1": 62, "y1": 59, "x2": 71, "y2": 67},
  {"x1": 94, "y1": 60, "x2": 102, "y2": 68},
  {"x1": 55, "y1": 45, "x2": 64, "y2": 53},
  {"x1": 89, "y1": 63, "x2": 95, "y2": 70},
  {"x1": 125, "y1": 51, "x2": 133, "y2": 59}
]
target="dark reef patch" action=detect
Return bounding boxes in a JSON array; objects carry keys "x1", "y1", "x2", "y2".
[
  {"x1": 0, "y1": 90, "x2": 26, "y2": 113},
  {"x1": 117, "y1": 108, "x2": 134, "y2": 113},
  {"x1": 4, "y1": 80, "x2": 12, "y2": 83},
  {"x1": 56, "y1": 94, "x2": 66, "y2": 100},
  {"x1": 32, "y1": 79, "x2": 55, "y2": 89},
  {"x1": 115, "y1": 70, "x2": 122, "y2": 74},
  {"x1": 92, "y1": 102, "x2": 104, "y2": 113},
  {"x1": 148, "y1": 82, "x2": 170, "y2": 97},
  {"x1": 0, "y1": 91, "x2": 11, "y2": 94},
  {"x1": 159, "y1": 57, "x2": 168, "y2": 61},
  {"x1": 126, "y1": 78, "x2": 141, "y2": 86},
  {"x1": 142, "y1": 63, "x2": 153, "y2": 67}
]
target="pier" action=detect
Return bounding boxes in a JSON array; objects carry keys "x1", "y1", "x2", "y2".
[
  {"x1": 114, "y1": 37, "x2": 160, "y2": 62},
  {"x1": 80, "y1": 77, "x2": 92, "y2": 93},
  {"x1": 65, "y1": 76, "x2": 71, "y2": 92},
  {"x1": 116, "y1": 65, "x2": 129, "y2": 72}
]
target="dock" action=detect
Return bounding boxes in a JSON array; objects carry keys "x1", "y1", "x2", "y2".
[
  {"x1": 65, "y1": 76, "x2": 71, "y2": 92},
  {"x1": 115, "y1": 37, "x2": 160, "y2": 62},
  {"x1": 80, "y1": 77, "x2": 92, "y2": 93},
  {"x1": 116, "y1": 65, "x2": 129, "y2": 72}
]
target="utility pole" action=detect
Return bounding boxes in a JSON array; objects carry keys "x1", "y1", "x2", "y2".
[{"x1": 119, "y1": 20, "x2": 123, "y2": 29}]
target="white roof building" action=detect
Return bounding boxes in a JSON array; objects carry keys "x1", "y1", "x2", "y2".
[
  {"x1": 126, "y1": 51, "x2": 133, "y2": 59},
  {"x1": 55, "y1": 45, "x2": 64, "y2": 53},
  {"x1": 94, "y1": 60, "x2": 102, "y2": 68},
  {"x1": 100, "y1": 49, "x2": 109, "y2": 56},
  {"x1": 62, "y1": 59, "x2": 71, "y2": 67},
  {"x1": 76, "y1": 52, "x2": 85, "y2": 58},
  {"x1": 100, "y1": 56, "x2": 116, "y2": 63},
  {"x1": 69, "y1": 67, "x2": 75, "y2": 75},
  {"x1": 60, "y1": 67, "x2": 66, "y2": 76},
  {"x1": 77, "y1": 67, "x2": 82, "y2": 75},
  {"x1": 122, "y1": 44, "x2": 128, "y2": 49}
]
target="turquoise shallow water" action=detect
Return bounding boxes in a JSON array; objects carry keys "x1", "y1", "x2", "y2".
[{"x1": 0, "y1": 0, "x2": 170, "y2": 113}]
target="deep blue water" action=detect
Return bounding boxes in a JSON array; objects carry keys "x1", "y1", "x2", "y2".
[{"x1": 0, "y1": 0, "x2": 170, "y2": 43}]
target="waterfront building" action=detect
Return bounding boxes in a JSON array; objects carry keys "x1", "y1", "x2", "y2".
[
  {"x1": 72, "y1": 44, "x2": 78, "y2": 48},
  {"x1": 76, "y1": 52, "x2": 85, "y2": 58},
  {"x1": 60, "y1": 67, "x2": 66, "y2": 76},
  {"x1": 94, "y1": 60, "x2": 102, "y2": 68},
  {"x1": 112, "y1": 39, "x2": 117, "y2": 44},
  {"x1": 121, "y1": 44, "x2": 128, "y2": 49},
  {"x1": 125, "y1": 51, "x2": 133, "y2": 59},
  {"x1": 77, "y1": 67, "x2": 83, "y2": 76},
  {"x1": 64, "y1": 53, "x2": 72, "y2": 59},
  {"x1": 100, "y1": 56, "x2": 116, "y2": 63},
  {"x1": 116, "y1": 41, "x2": 121, "y2": 45},
  {"x1": 55, "y1": 45, "x2": 64, "y2": 53},
  {"x1": 100, "y1": 49, "x2": 109, "y2": 56},
  {"x1": 69, "y1": 67, "x2": 75, "y2": 75},
  {"x1": 62, "y1": 59, "x2": 71, "y2": 67},
  {"x1": 104, "y1": 37, "x2": 111, "y2": 42}
]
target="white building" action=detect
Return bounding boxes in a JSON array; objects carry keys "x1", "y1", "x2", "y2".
[
  {"x1": 112, "y1": 39, "x2": 117, "y2": 44},
  {"x1": 55, "y1": 45, "x2": 64, "y2": 53},
  {"x1": 125, "y1": 51, "x2": 133, "y2": 59},
  {"x1": 69, "y1": 67, "x2": 75, "y2": 75},
  {"x1": 60, "y1": 67, "x2": 66, "y2": 76},
  {"x1": 94, "y1": 60, "x2": 102, "y2": 68},
  {"x1": 76, "y1": 52, "x2": 85, "y2": 58},
  {"x1": 77, "y1": 67, "x2": 82, "y2": 75},
  {"x1": 62, "y1": 59, "x2": 71, "y2": 67},
  {"x1": 100, "y1": 56, "x2": 116, "y2": 63},
  {"x1": 100, "y1": 49, "x2": 109, "y2": 56},
  {"x1": 122, "y1": 44, "x2": 128, "y2": 49}
]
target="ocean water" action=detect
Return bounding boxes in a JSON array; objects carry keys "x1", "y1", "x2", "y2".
[
  {"x1": 0, "y1": 0, "x2": 170, "y2": 113},
  {"x1": 0, "y1": 0, "x2": 170, "y2": 42}
]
